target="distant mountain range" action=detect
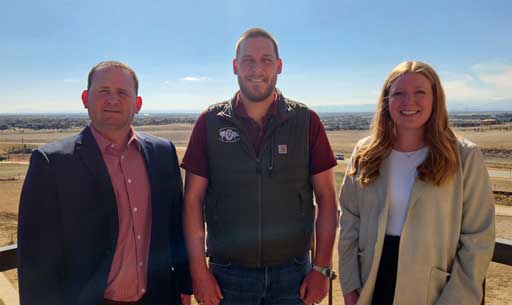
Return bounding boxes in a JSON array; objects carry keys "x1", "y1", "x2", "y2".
[
  {"x1": 140, "y1": 100, "x2": 511, "y2": 115},
  {"x1": 310, "y1": 100, "x2": 512, "y2": 113},
  {"x1": 311, "y1": 104, "x2": 377, "y2": 113},
  {"x1": 2, "y1": 100, "x2": 510, "y2": 115},
  {"x1": 445, "y1": 101, "x2": 512, "y2": 112}
]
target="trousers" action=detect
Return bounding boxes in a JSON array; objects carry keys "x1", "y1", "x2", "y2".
[{"x1": 209, "y1": 254, "x2": 311, "y2": 305}]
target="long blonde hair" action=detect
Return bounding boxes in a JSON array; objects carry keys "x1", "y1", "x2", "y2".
[{"x1": 349, "y1": 61, "x2": 459, "y2": 187}]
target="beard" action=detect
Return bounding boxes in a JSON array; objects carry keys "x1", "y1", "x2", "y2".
[{"x1": 237, "y1": 74, "x2": 277, "y2": 103}]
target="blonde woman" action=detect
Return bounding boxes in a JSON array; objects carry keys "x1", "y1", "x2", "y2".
[{"x1": 338, "y1": 61, "x2": 495, "y2": 305}]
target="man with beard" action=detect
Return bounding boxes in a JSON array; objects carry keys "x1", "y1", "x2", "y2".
[{"x1": 182, "y1": 28, "x2": 338, "y2": 305}]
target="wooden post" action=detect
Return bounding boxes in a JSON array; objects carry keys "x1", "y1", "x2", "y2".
[{"x1": 481, "y1": 278, "x2": 485, "y2": 305}]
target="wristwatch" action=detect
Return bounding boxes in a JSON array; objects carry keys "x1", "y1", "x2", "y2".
[{"x1": 312, "y1": 264, "x2": 336, "y2": 280}]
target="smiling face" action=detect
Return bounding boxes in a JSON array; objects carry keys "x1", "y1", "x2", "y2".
[
  {"x1": 388, "y1": 72, "x2": 433, "y2": 136},
  {"x1": 82, "y1": 66, "x2": 142, "y2": 137},
  {"x1": 233, "y1": 36, "x2": 282, "y2": 103}
]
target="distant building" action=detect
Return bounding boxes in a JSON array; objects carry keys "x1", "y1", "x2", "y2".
[{"x1": 481, "y1": 118, "x2": 497, "y2": 125}]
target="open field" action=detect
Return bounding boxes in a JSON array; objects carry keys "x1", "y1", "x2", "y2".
[
  {"x1": 326, "y1": 130, "x2": 370, "y2": 155},
  {"x1": 0, "y1": 124, "x2": 511, "y2": 304},
  {"x1": 2, "y1": 123, "x2": 510, "y2": 167},
  {"x1": 0, "y1": 163, "x2": 26, "y2": 251},
  {"x1": 457, "y1": 127, "x2": 512, "y2": 150},
  {"x1": 0, "y1": 128, "x2": 81, "y2": 146}
]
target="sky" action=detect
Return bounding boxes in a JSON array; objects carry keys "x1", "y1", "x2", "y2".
[{"x1": 1, "y1": 0, "x2": 511, "y2": 113}]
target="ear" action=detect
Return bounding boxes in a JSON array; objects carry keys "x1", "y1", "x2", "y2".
[
  {"x1": 81, "y1": 90, "x2": 89, "y2": 108},
  {"x1": 277, "y1": 58, "x2": 283, "y2": 74},
  {"x1": 233, "y1": 58, "x2": 239, "y2": 75},
  {"x1": 135, "y1": 96, "x2": 143, "y2": 113}
]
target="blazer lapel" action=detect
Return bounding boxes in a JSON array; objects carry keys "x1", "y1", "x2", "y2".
[
  {"x1": 76, "y1": 127, "x2": 114, "y2": 192},
  {"x1": 373, "y1": 157, "x2": 429, "y2": 232},
  {"x1": 370, "y1": 157, "x2": 392, "y2": 253},
  {"x1": 136, "y1": 133, "x2": 164, "y2": 270},
  {"x1": 136, "y1": 132, "x2": 159, "y2": 222},
  {"x1": 373, "y1": 156, "x2": 429, "y2": 223},
  {"x1": 75, "y1": 127, "x2": 118, "y2": 247},
  {"x1": 374, "y1": 156, "x2": 392, "y2": 219},
  {"x1": 137, "y1": 132, "x2": 156, "y2": 191},
  {"x1": 358, "y1": 157, "x2": 392, "y2": 303},
  {"x1": 404, "y1": 178, "x2": 428, "y2": 216}
]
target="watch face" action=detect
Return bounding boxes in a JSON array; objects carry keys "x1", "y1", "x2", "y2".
[
  {"x1": 313, "y1": 265, "x2": 335, "y2": 279},
  {"x1": 325, "y1": 269, "x2": 333, "y2": 278}
]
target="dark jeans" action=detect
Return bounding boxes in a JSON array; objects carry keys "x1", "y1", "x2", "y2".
[
  {"x1": 209, "y1": 255, "x2": 311, "y2": 305},
  {"x1": 372, "y1": 235, "x2": 400, "y2": 305}
]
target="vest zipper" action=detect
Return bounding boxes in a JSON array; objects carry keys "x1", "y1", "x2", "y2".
[
  {"x1": 256, "y1": 118, "x2": 278, "y2": 266},
  {"x1": 257, "y1": 161, "x2": 262, "y2": 266},
  {"x1": 268, "y1": 135, "x2": 275, "y2": 176},
  {"x1": 221, "y1": 114, "x2": 285, "y2": 267}
]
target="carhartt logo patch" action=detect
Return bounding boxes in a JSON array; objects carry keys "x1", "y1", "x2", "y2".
[
  {"x1": 278, "y1": 144, "x2": 288, "y2": 154},
  {"x1": 218, "y1": 127, "x2": 240, "y2": 143}
]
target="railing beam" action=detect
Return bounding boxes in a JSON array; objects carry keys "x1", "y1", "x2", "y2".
[
  {"x1": 0, "y1": 244, "x2": 18, "y2": 272},
  {"x1": 492, "y1": 238, "x2": 512, "y2": 266},
  {"x1": 1, "y1": 239, "x2": 511, "y2": 305}
]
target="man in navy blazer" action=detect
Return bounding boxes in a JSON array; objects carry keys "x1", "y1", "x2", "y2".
[{"x1": 18, "y1": 61, "x2": 191, "y2": 305}]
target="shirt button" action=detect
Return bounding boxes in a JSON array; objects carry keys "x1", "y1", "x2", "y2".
[
  {"x1": 127, "y1": 178, "x2": 132, "y2": 183},
  {"x1": 121, "y1": 155, "x2": 125, "y2": 160},
  {"x1": 137, "y1": 235, "x2": 141, "y2": 240},
  {"x1": 133, "y1": 207, "x2": 138, "y2": 212},
  {"x1": 141, "y1": 288, "x2": 145, "y2": 293},
  {"x1": 139, "y1": 261, "x2": 143, "y2": 267}
]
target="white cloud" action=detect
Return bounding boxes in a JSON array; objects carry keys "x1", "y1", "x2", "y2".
[
  {"x1": 180, "y1": 76, "x2": 210, "y2": 81},
  {"x1": 491, "y1": 96, "x2": 507, "y2": 101},
  {"x1": 476, "y1": 64, "x2": 512, "y2": 94},
  {"x1": 442, "y1": 61, "x2": 512, "y2": 102}
]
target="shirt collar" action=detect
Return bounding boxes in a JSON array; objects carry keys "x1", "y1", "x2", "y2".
[
  {"x1": 234, "y1": 91, "x2": 279, "y2": 120},
  {"x1": 89, "y1": 124, "x2": 141, "y2": 154}
]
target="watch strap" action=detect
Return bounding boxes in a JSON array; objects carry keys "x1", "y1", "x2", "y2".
[{"x1": 312, "y1": 264, "x2": 336, "y2": 280}]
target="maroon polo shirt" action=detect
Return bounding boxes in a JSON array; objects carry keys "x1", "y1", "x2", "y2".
[
  {"x1": 181, "y1": 93, "x2": 337, "y2": 177},
  {"x1": 234, "y1": 92, "x2": 279, "y2": 156}
]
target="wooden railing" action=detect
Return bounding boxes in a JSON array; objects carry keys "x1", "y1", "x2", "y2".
[
  {"x1": 1, "y1": 239, "x2": 511, "y2": 303},
  {"x1": 0, "y1": 244, "x2": 17, "y2": 272},
  {"x1": 492, "y1": 238, "x2": 512, "y2": 265},
  {"x1": 481, "y1": 238, "x2": 512, "y2": 305}
]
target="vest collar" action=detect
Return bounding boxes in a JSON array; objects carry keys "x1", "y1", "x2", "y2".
[{"x1": 217, "y1": 89, "x2": 296, "y2": 123}]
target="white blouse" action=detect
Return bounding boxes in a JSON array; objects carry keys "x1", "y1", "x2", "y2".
[{"x1": 386, "y1": 147, "x2": 429, "y2": 236}]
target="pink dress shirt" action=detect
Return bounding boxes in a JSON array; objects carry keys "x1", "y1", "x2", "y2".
[{"x1": 90, "y1": 126, "x2": 152, "y2": 302}]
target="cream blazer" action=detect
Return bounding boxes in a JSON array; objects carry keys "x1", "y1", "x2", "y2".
[{"x1": 338, "y1": 137, "x2": 495, "y2": 305}]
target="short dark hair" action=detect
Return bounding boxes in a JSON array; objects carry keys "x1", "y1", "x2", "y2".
[
  {"x1": 235, "y1": 28, "x2": 279, "y2": 59},
  {"x1": 87, "y1": 61, "x2": 139, "y2": 95}
]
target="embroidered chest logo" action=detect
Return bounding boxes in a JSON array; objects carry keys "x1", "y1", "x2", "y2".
[
  {"x1": 218, "y1": 127, "x2": 240, "y2": 143},
  {"x1": 278, "y1": 144, "x2": 288, "y2": 154}
]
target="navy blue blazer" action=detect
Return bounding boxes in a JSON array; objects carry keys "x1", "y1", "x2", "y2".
[{"x1": 18, "y1": 126, "x2": 191, "y2": 305}]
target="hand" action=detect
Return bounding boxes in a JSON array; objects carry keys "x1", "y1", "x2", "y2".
[
  {"x1": 343, "y1": 289, "x2": 359, "y2": 305},
  {"x1": 180, "y1": 293, "x2": 191, "y2": 305},
  {"x1": 191, "y1": 268, "x2": 223, "y2": 305},
  {"x1": 299, "y1": 269, "x2": 328, "y2": 304}
]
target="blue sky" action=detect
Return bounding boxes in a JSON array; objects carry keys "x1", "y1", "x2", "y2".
[{"x1": 1, "y1": 0, "x2": 511, "y2": 113}]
